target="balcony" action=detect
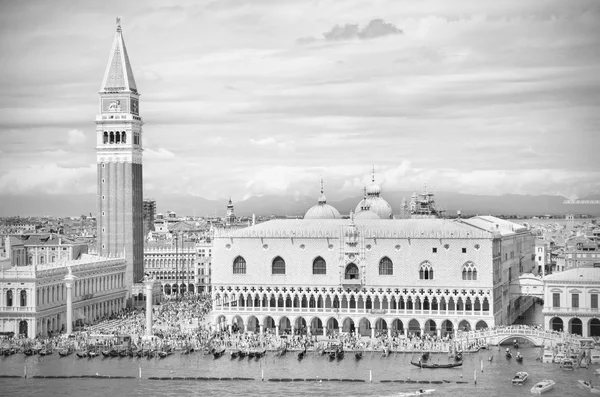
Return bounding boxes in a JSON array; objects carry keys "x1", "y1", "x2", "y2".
[{"x1": 0, "y1": 306, "x2": 36, "y2": 313}]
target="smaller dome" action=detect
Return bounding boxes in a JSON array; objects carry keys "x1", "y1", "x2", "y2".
[
  {"x1": 366, "y1": 183, "x2": 381, "y2": 196},
  {"x1": 304, "y1": 204, "x2": 341, "y2": 219}
]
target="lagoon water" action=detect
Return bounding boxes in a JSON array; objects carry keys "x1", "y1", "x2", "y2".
[{"x1": 1, "y1": 345, "x2": 597, "y2": 397}]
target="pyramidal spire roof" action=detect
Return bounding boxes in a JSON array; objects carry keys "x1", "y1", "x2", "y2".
[{"x1": 100, "y1": 17, "x2": 138, "y2": 93}]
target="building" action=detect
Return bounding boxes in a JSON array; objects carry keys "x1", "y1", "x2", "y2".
[
  {"x1": 535, "y1": 240, "x2": 549, "y2": 276},
  {"x1": 143, "y1": 241, "x2": 197, "y2": 295},
  {"x1": 565, "y1": 236, "x2": 600, "y2": 270},
  {"x1": 2, "y1": 234, "x2": 88, "y2": 268},
  {"x1": 0, "y1": 254, "x2": 128, "y2": 338},
  {"x1": 409, "y1": 185, "x2": 444, "y2": 218},
  {"x1": 196, "y1": 240, "x2": 212, "y2": 293},
  {"x1": 542, "y1": 267, "x2": 600, "y2": 337},
  {"x1": 210, "y1": 203, "x2": 536, "y2": 337},
  {"x1": 225, "y1": 199, "x2": 236, "y2": 226},
  {"x1": 143, "y1": 199, "x2": 156, "y2": 237},
  {"x1": 458, "y1": 216, "x2": 537, "y2": 325},
  {"x1": 96, "y1": 19, "x2": 144, "y2": 298}
]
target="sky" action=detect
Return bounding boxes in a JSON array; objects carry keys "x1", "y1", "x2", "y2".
[{"x1": 1, "y1": 0, "x2": 599, "y2": 209}]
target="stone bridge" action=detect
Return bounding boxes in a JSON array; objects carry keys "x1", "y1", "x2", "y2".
[
  {"x1": 455, "y1": 327, "x2": 582, "y2": 347},
  {"x1": 509, "y1": 273, "x2": 544, "y2": 298}
]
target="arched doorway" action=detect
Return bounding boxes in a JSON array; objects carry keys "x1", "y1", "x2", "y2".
[
  {"x1": 458, "y1": 320, "x2": 471, "y2": 332},
  {"x1": 279, "y1": 317, "x2": 291, "y2": 334},
  {"x1": 358, "y1": 318, "x2": 371, "y2": 336},
  {"x1": 247, "y1": 316, "x2": 259, "y2": 333},
  {"x1": 344, "y1": 263, "x2": 359, "y2": 279},
  {"x1": 295, "y1": 317, "x2": 307, "y2": 334},
  {"x1": 327, "y1": 318, "x2": 339, "y2": 334},
  {"x1": 550, "y1": 317, "x2": 563, "y2": 332},
  {"x1": 188, "y1": 284, "x2": 195, "y2": 294},
  {"x1": 164, "y1": 284, "x2": 171, "y2": 295},
  {"x1": 475, "y1": 320, "x2": 488, "y2": 330},
  {"x1": 232, "y1": 315, "x2": 244, "y2": 333},
  {"x1": 408, "y1": 319, "x2": 421, "y2": 335},
  {"x1": 19, "y1": 320, "x2": 28, "y2": 336},
  {"x1": 391, "y1": 319, "x2": 404, "y2": 336},
  {"x1": 263, "y1": 316, "x2": 275, "y2": 332},
  {"x1": 589, "y1": 318, "x2": 600, "y2": 337},
  {"x1": 375, "y1": 318, "x2": 388, "y2": 335},
  {"x1": 342, "y1": 318, "x2": 355, "y2": 333},
  {"x1": 441, "y1": 320, "x2": 454, "y2": 336},
  {"x1": 311, "y1": 318, "x2": 323, "y2": 335},
  {"x1": 569, "y1": 318, "x2": 583, "y2": 335},
  {"x1": 424, "y1": 319, "x2": 436, "y2": 335}
]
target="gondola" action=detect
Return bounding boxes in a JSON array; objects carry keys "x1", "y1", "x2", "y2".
[
  {"x1": 119, "y1": 349, "x2": 129, "y2": 358},
  {"x1": 516, "y1": 354, "x2": 523, "y2": 363},
  {"x1": 23, "y1": 349, "x2": 34, "y2": 356},
  {"x1": 213, "y1": 348, "x2": 226, "y2": 359},
  {"x1": 229, "y1": 349, "x2": 239, "y2": 359},
  {"x1": 88, "y1": 350, "x2": 99, "y2": 358},
  {"x1": 254, "y1": 349, "x2": 266, "y2": 360},
  {"x1": 355, "y1": 351, "x2": 363, "y2": 360},
  {"x1": 513, "y1": 340, "x2": 519, "y2": 349},
  {"x1": 58, "y1": 347, "x2": 73, "y2": 357},
  {"x1": 336, "y1": 348, "x2": 344, "y2": 360},
  {"x1": 238, "y1": 350, "x2": 246, "y2": 359},
  {"x1": 455, "y1": 352, "x2": 463, "y2": 362},
  {"x1": 76, "y1": 350, "x2": 88, "y2": 358},
  {"x1": 410, "y1": 360, "x2": 463, "y2": 369},
  {"x1": 39, "y1": 348, "x2": 53, "y2": 356},
  {"x1": 506, "y1": 351, "x2": 513, "y2": 359},
  {"x1": 421, "y1": 351, "x2": 430, "y2": 362},
  {"x1": 136, "y1": 349, "x2": 147, "y2": 358},
  {"x1": 275, "y1": 346, "x2": 287, "y2": 358},
  {"x1": 110, "y1": 349, "x2": 120, "y2": 358},
  {"x1": 297, "y1": 349, "x2": 306, "y2": 360},
  {"x1": 328, "y1": 350, "x2": 336, "y2": 360}
]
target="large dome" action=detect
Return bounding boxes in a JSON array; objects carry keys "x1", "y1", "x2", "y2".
[
  {"x1": 355, "y1": 197, "x2": 392, "y2": 219},
  {"x1": 355, "y1": 173, "x2": 393, "y2": 219},
  {"x1": 355, "y1": 208, "x2": 381, "y2": 220},
  {"x1": 304, "y1": 181, "x2": 341, "y2": 220}
]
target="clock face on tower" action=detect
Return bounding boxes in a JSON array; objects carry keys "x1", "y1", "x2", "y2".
[{"x1": 131, "y1": 98, "x2": 139, "y2": 115}]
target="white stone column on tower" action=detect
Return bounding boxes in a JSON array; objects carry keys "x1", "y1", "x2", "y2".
[
  {"x1": 64, "y1": 267, "x2": 77, "y2": 335},
  {"x1": 143, "y1": 278, "x2": 155, "y2": 337}
]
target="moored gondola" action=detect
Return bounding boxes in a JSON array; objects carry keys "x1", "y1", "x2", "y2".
[
  {"x1": 505, "y1": 348, "x2": 512, "y2": 359},
  {"x1": 411, "y1": 360, "x2": 463, "y2": 369},
  {"x1": 355, "y1": 351, "x2": 363, "y2": 360},
  {"x1": 58, "y1": 347, "x2": 74, "y2": 357},
  {"x1": 297, "y1": 349, "x2": 306, "y2": 360},
  {"x1": 229, "y1": 349, "x2": 239, "y2": 359},
  {"x1": 213, "y1": 348, "x2": 226, "y2": 359},
  {"x1": 23, "y1": 349, "x2": 34, "y2": 356}
]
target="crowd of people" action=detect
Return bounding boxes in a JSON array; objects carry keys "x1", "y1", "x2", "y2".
[{"x1": 1, "y1": 295, "x2": 596, "y2": 357}]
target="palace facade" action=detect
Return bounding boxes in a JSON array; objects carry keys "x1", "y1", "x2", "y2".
[{"x1": 1, "y1": 254, "x2": 128, "y2": 338}]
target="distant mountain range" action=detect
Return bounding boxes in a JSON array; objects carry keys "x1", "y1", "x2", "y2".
[{"x1": 1, "y1": 192, "x2": 599, "y2": 218}]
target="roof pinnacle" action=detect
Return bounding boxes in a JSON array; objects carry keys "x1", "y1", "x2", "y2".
[
  {"x1": 371, "y1": 165, "x2": 375, "y2": 182},
  {"x1": 116, "y1": 16, "x2": 122, "y2": 32}
]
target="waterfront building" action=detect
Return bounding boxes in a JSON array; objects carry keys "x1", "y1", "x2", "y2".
[
  {"x1": 0, "y1": 254, "x2": 128, "y2": 338},
  {"x1": 95, "y1": 19, "x2": 144, "y2": 298},
  {"x1": 211, "y1": 205, "x2": 535, "y2": 337},
  {"x1": 543, "y1": 267, "x2": 600, "y2": 337},
  {"x1": 196, "y1": 240, "x2": 212, "y2": 293}
]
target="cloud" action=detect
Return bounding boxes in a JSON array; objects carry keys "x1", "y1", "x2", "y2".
[
  {"x1": 0, "y1": 163, "x2": 95, "y2": 195},
  {"x1": 250, "y1": 137, "x2": 276, "y2": 145},
  {"x1": 67, "y1": 129, "x2": 86, "y2": 145},
  {"x1": 319, "y1": 19, "x2": 402, "y2": 42},
  {"x1": 358, "y1": 18, "x2": 403, "y2": 39}
]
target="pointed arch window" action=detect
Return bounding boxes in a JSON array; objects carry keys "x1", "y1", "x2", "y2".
[
  {"x1": 345, "y1": 263, "x2": 359, "y2": 280},
  {"x1": 272, "y1": 256, "x2": 286, "y2": 275},
  {"x1": 419, "y1": 261, "x2": 434, "y2": 280},
  {"x1": 462, "y1": 262, "x2": 477, "y2": 280},
  {"x1": 233, "y1": 256, "x2": 246, "y2": 274},
  {"x1": 379, "y1": 257, "x2": 393, "y2": 275},
  {"x1": 313, "y1": 257, "x2": 326, "y2": 275}
]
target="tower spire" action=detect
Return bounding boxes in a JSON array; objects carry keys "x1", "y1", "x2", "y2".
[
  {"x1": 101, "y1": 17, "x2": 138, "y2": 93},
  {"x1": 371, "y1": 165, "x2": 375, "y2": 182},
  {"x1": 318, "y1": 177, "x2": 327, "y2": 204}
]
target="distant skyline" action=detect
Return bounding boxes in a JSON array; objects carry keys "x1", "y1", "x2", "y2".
[{"x1": 1, "y1": 0, "x2": 599, "y2": 211}]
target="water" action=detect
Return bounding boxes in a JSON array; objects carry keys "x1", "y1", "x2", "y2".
[{"x1": 1, "y1": 346, "x2": 597, "y2": 396}]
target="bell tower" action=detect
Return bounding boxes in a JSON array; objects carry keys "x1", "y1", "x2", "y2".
[{"x1": 96, "y1": 17, "x2": 144, "y2": 299}]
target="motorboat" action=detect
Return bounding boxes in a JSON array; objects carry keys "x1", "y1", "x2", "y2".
[
  {"x1": 506, "y1": 349, "x2": 512, "y2": 359},
  {"x1": 512, "y1": 372, "x2": 529, "y2": 385},
  {"x1": 541, "y1": 350, "x2": 554, "y2": 363},
  {"x1": 553, "y1": 351, "x2": 565, "y2": 363},
  {"x1": 578, "y1": 380, "x2": 600, "y2": 394},
  {"x1": 514, "y1": 340, "x2": 519, "y2": 349},
  {"x1": 530, "y1": 379, "x2": 555, "y2": 394},
  {"x1": 560, "y1": 358, "x2": 574, "y2": 370},
  {"x1": 397, "y1": 389, "x2": 436, "y2": 396}
]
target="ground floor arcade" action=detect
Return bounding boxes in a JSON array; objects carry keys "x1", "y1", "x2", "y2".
[
  {"x1": 213, "y1": 311, "x2": 493, "y2": 339},
  {"x1": 0, "y1": 293, "x2": 127, "y2": 339},
  {"x1": 547, "y1": 315, "x2": 600, "y2": 337}
]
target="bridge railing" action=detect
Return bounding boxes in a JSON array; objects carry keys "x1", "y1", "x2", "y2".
[{"x1": 456, "y1": 327, "x2": 582, "y2": 345}]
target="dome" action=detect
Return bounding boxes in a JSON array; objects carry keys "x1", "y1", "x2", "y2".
[
  {"x1": 355, "y1": 197, "x2": 393, "y2": 219},
  {"x1": 304, "y1": 203, "x2": 341, "y2": 219},
  {"x1": 355, "y1": 209, "x2": 380, "y2": 220},
  {"x1": 304, "y1": 178, "x2": 341, "y2": 219},
  {"x1": 366, "y1": 182, "x2": 381, "y2": 196}
]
